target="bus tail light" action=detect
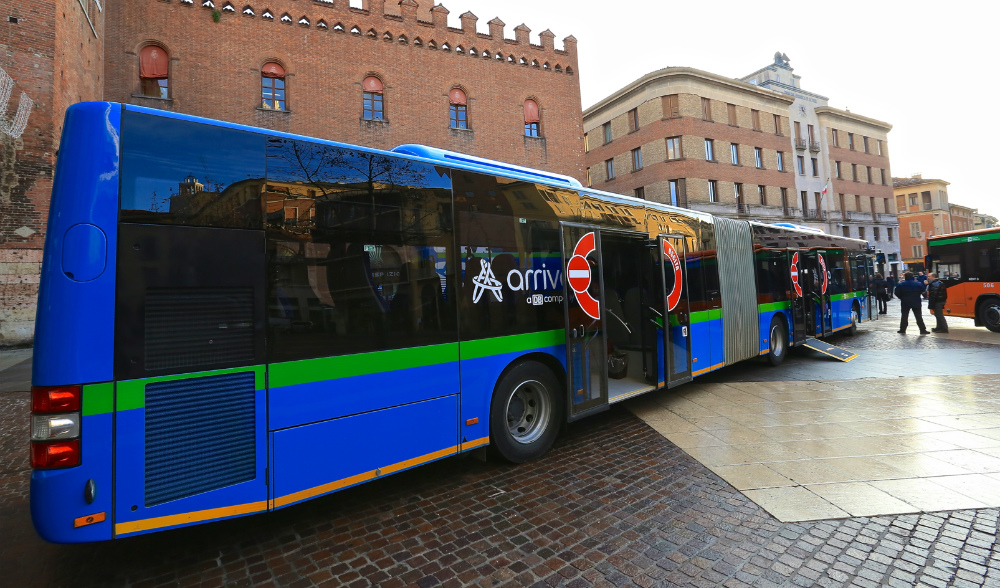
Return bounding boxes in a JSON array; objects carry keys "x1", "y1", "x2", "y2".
[
  {"x1": 32, "y1": 386, "x2": 81, "y2": 413},
  {"x1": 31, "y1": 440, "x2": 81, "y2": 469},
  {"x1": 31, "y1": 386, "x2": 82, "y2": 469}
]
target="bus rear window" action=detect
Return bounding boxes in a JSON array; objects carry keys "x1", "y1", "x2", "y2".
[{"x1": 120, "y1": 112, "x2": 265, "y2": 229}]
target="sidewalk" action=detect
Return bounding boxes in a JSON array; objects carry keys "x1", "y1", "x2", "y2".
[{"x1": 0, "y1": 347, "x2": 31, "y2": 393}]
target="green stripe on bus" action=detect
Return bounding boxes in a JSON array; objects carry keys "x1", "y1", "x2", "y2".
[
  {"x1": 758, "y1": 301, "x2": 791, "y2": 313},
  {"x1": 829, "y1": 291, "x2": 868, "y2": 302},
  {"x1": 82, "y1": 382, "x2": 114, "y2": 416},
  {"x1": 461, "y1": 329, "x2": 565, "y2": 361},
  {"x1": 690, "y1": 309, "x2": 722, "y2": 323},
  {"x1": 116, "y1": 365, "x2": 265, "y2": 411},
  {"x1": 269, "y1": 344, "x2": 458, "y2": 389},
  {"x1": 930, "y1": 232, "x2": 1000, "y2": 247}
]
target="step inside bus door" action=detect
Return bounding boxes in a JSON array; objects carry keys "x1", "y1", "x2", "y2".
[
  {"x1": 788, "y1": 250, "x2": 807, "y2": 342},
  {"x1": 562, "y1": 223, "x2": 609, "y2": 422},
  {"x1": 658, "y1": 235, "x2": 692, "y2": 388}
]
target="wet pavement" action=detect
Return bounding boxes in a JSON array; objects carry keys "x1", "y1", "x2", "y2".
[{"x1": 1, "y1": 297, "x2": 1000, "y2": 587}]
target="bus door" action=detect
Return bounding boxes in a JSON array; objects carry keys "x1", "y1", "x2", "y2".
[
  {"x1": 805, "y1": 250, "x2": 832, "y2": 336},
  {"x1": 561, "y1": 223, "x2": 608, "y2": 421},
  {"x1": 659, "y1": 235, "x2": 692, "y2": 387},
  {"x1": 788, "y1": 250, "x2": 807, "y2": 342}
]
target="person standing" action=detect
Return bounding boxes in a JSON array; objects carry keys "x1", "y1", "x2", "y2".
[
  {"x1": 927, "y1": 273, "x2": 949, "y2": 333},
  {"x1": 886, "y1": 274, "x2": 896, "y2": 300},
  {"x1": 870, "y1": 273, "x2": 888, "y2": 314},
  {"x1": 895, "y1": 272, "x2": 930, "y2": 334}
]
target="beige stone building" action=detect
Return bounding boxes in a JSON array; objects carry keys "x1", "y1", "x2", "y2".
[{"x1": 584, "y1": 54, "x2": 899, "y2": 273}]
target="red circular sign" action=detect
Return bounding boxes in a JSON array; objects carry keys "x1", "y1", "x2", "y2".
[
  {"x1": 790, "y1": 252, "x2": 802, "y2": 297},
  {"x1": 663, "y1": 241, "x2": 683, "y2": 311},
  {"x1": 569, "y1": 232, "x2": 600, "y2": 320},
  {"x1": 567, "y1": 255, "x2": 591, "y2": 293},
  {"x1": 818, "y1": 253, "x2": 828, "y2": 294}
]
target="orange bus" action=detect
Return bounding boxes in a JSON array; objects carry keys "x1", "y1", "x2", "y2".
[{"x1": 927, "y1": 227, "x2": 1000, "y2": 332}]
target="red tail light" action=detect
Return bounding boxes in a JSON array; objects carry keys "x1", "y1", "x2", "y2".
[
  {"x1": 32, "y1": 386, "x2": 81, "y2": 413},
  {"x1": 31, "y1": 440, "x2": 81, "y2": 469}
]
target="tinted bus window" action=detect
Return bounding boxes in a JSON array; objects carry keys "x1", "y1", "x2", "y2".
[
  {"x1": 755, "y1": 250, "x2": 789, "y2": 303},
  {"x1": 264, "y1": 139, "x2": 456, "y2": 362},
  {"x1": 120, "y1": 112, "x2": 265, "y2": 228},
  {"x1": 825, "y1": 250, "x2": 848, "y2": 295},
  {"x1": 453, "y1": 173, "x2": 565, "y2": 339}
]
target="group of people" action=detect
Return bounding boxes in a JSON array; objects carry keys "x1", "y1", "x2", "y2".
[{"x1": 868, "y1": 271, "x2": 949, "y2": 334}]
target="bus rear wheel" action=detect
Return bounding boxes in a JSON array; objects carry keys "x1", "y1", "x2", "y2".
[
  {"x1": 489, "y1": 361, "x2": 563, "y2": 463},
  {"x1": 979, "y1": 299, "x2": 1000, "y2": 333},
  {"x1": 766, "y1": 316, "x2": 788, "y2": 366}
]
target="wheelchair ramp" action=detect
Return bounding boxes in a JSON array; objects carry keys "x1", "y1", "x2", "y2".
[{"x1": 802, "y1": 338, "x2": 858, "y2": 362}]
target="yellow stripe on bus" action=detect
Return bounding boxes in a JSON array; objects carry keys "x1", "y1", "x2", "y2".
[
  {"x1": 116, "y1": 501, "x2": 267, "y2": 536},
  {"x1": 272, "y1": 445, "x2": 458, "y2": 508},
  {"x1": 692, "y1": 362, "x2": 725, "y2": 376},
  {"x1": 461, "y1": 437, "x2": 490, "y2": 451}
]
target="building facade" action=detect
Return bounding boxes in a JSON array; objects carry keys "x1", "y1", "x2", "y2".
[
  {"x1": 1, "y1": 0, "x2": 106, "y2": 345},
  {"x1": 893, "y1": 175, "x2": 977, "y2": 269},
  {"x1": 0, "y1": 0, "x2": 585, "y2": 346},
  {"x1": 583, "y1": 54, "x2": 899, "y2": 275},
  {"x1": 583, "y1": 67, "x2": 797, "y2": 219},
  {"x1": 974, "y1": 212, "x2": 998, "y2": 230}
]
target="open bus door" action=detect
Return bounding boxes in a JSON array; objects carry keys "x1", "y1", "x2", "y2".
[
  {"x1": 788, "y1": 250, "x2": 807, "y2": 343},
  {"x1": 803, "y1": 250, "x2": 832, "y2": 337},
  {"x1": 658, "y1": 235, "x2": 692, "y2": 387},
  {"x1": 561, "y1": 223, "x2": 609, "y2": 422}
]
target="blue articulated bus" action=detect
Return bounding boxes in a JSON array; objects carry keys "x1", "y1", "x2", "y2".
[{"x1": 30, "y1": 103, "x2": 874, "y2": 542}]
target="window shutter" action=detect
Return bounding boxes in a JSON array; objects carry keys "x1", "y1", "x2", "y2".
[
  {"x1": 140, "y1": 46, "x2": 170, "y2": 79},
  {"x1": 727, "y1": 103, "x2": 737, "y2": 125},
  {"x1": 663, "y1": 95, "x2": 679, "y2": 118},
  {"x1": 261, "y1": 62, "x2": 285, "y2": 79},
  {"x1": 523, "y1": 99, "x2": 540, "y2": 123},
  {"x1": 449, "y1": 88, "x2": 467, "y2": 105}
]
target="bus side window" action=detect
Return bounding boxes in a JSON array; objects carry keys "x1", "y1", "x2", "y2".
[{"x1": 264, "y1": 140, "x2": 457, "y2": 362}]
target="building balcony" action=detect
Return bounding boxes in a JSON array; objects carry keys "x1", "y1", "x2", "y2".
[
  {"x1": 794, "y1": 138, "x2": 807, "y2": 150},
  {"x1": 803, "y1": 210, "x2": 826, "y2": 220},
  {"x1": 808, "y1": 141, "x2": 821, "y2": 153},
  {"x1": 738, "y1": 204, "x2": 786, "y2": 218},
  {"x1": 876, "y1": 213, "x2": 898, "y2": 224},
  {"x1": 846, "y1": 210, "x2": 871, "y2": 221}
]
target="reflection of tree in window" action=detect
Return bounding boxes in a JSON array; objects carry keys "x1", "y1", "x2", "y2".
[{"x1": 264, "y1": 139, "x2": 456, "y2": 361}]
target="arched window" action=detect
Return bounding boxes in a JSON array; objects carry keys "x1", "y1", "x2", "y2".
[
  {"x1": 523, "y1": 99, "x2": 540, "y2": 137},
  {"x1": 362, "y1": 76, "x2": 384, "y2": 120},
  {"x1": 139, "y1": 46, "x2": 169, "y2": 98},
  {"x1": 449, "y1": 88, "x2": 467, "y2": 129},
  {"x1": 261, "y1": 62, "x2": 286, "y2": 110}
]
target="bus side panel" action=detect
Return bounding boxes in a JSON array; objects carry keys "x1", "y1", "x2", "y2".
[
  {"x1": 458, "y1": 336, "x2": 565, "y2": 448},
  {"x1": 690, "y1": 317, "x2": 711, "y2": 376},
  {"x1": 708, "y1": 316, "x2": 724, "y2": 373},
  {"x1": 270, "y1": 395, "x2": 459, "y2": 508},
  {"x1": 267, "y1": 348, "x2": 459, "y2": 430},
  {"x1": 945, "y1": 283, "x2": 970, "y2": 317},
  {"x1": 113, "y1": 368, "x2": 268, "y2": 538},
  {"x1": 31, "y1": 385, "x2": 114, "y2": 543},
  {"x1": 33, "y1": 102, "x2": 120, "y2": 387}
]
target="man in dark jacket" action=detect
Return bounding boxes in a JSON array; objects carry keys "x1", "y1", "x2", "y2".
[
  {"x1": 870, "y1": 273, "x2": 888, "y2": 314},
  {"x1": 886, "y1": 274, "x2": 896, "y2": 299},
  {"x1": 927, "y1": 273, "x2": 949, "y2": 333},
  {"x1": 894, "y1": 272, "x2": 929, "y2": 334}
]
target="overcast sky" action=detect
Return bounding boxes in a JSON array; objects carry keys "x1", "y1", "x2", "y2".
[{"x1": 448, "y1": 0, "x2": 998, "y2": 218}]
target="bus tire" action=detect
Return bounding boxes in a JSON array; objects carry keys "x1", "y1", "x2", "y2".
[
  {"x1": 488, "y1": 361, "x2": 563, "y2": 464},
  {"x1": 978, "y1": 298, "x2": 1000, "y2": 333},
  {"x1": 766, "y1": 316, "x2": 788, "y2": 367},
  {"x1": 846, "y1": 302, "x2": 860, "y2": 336}
]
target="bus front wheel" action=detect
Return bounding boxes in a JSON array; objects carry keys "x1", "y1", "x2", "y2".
[
  {"x1": 846, "y1": 303, "x2": 860, "y2": 336},
  {"x1": 489, "y1": 361, "x2": 563, "y2": 463},
  {"x1": 979, "y1": 298, "x2": 1000, "y2": 333},
  {"x1": 766, "y1": 316, "x2": 788, "y2": 366}
]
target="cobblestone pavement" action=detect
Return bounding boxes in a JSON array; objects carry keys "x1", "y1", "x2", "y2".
[{"x1": 2, "y1": 304, "x2": 1000, "y2": 587}]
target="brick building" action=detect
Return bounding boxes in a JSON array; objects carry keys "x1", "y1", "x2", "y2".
[
  {"x1": 1, "y1": 0, "x2": 105, "y2": 345},
  {"x1": 584, "y1": 54, "x2": 900, "y2": 275},
  {"x1": 0, "y1": 0, "x2": 584, "y2": 346},
  {"x1": 893, "y1": 175, "x2": 978, "y2": 269}
]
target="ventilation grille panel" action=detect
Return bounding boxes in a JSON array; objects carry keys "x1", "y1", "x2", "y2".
[
  {"x1": 144, "y1": 371, "x2": 257, "y2": 506},
  {"x1": 144, "y1": 288, "x2": 254, "y2": 372}
]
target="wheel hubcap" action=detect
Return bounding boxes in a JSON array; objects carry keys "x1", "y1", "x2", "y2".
[
  {"x1": 770, "y1": 324, "x2": 784, "y2": 356},
  {"x1": 506, "y1": 380, "x2": 551, "y2": 445},
  {"x1": 986, "y1": 305, "x2": 1000, "y2": 327}
]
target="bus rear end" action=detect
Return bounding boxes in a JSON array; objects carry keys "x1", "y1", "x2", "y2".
[{"x1": 31, "y1": 102, "x2": 120, "y2": 543}]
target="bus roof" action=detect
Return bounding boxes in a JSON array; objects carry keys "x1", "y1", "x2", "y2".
[{"x1": 928, "y1": 226, "x2": 1000, "y2": 244}]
